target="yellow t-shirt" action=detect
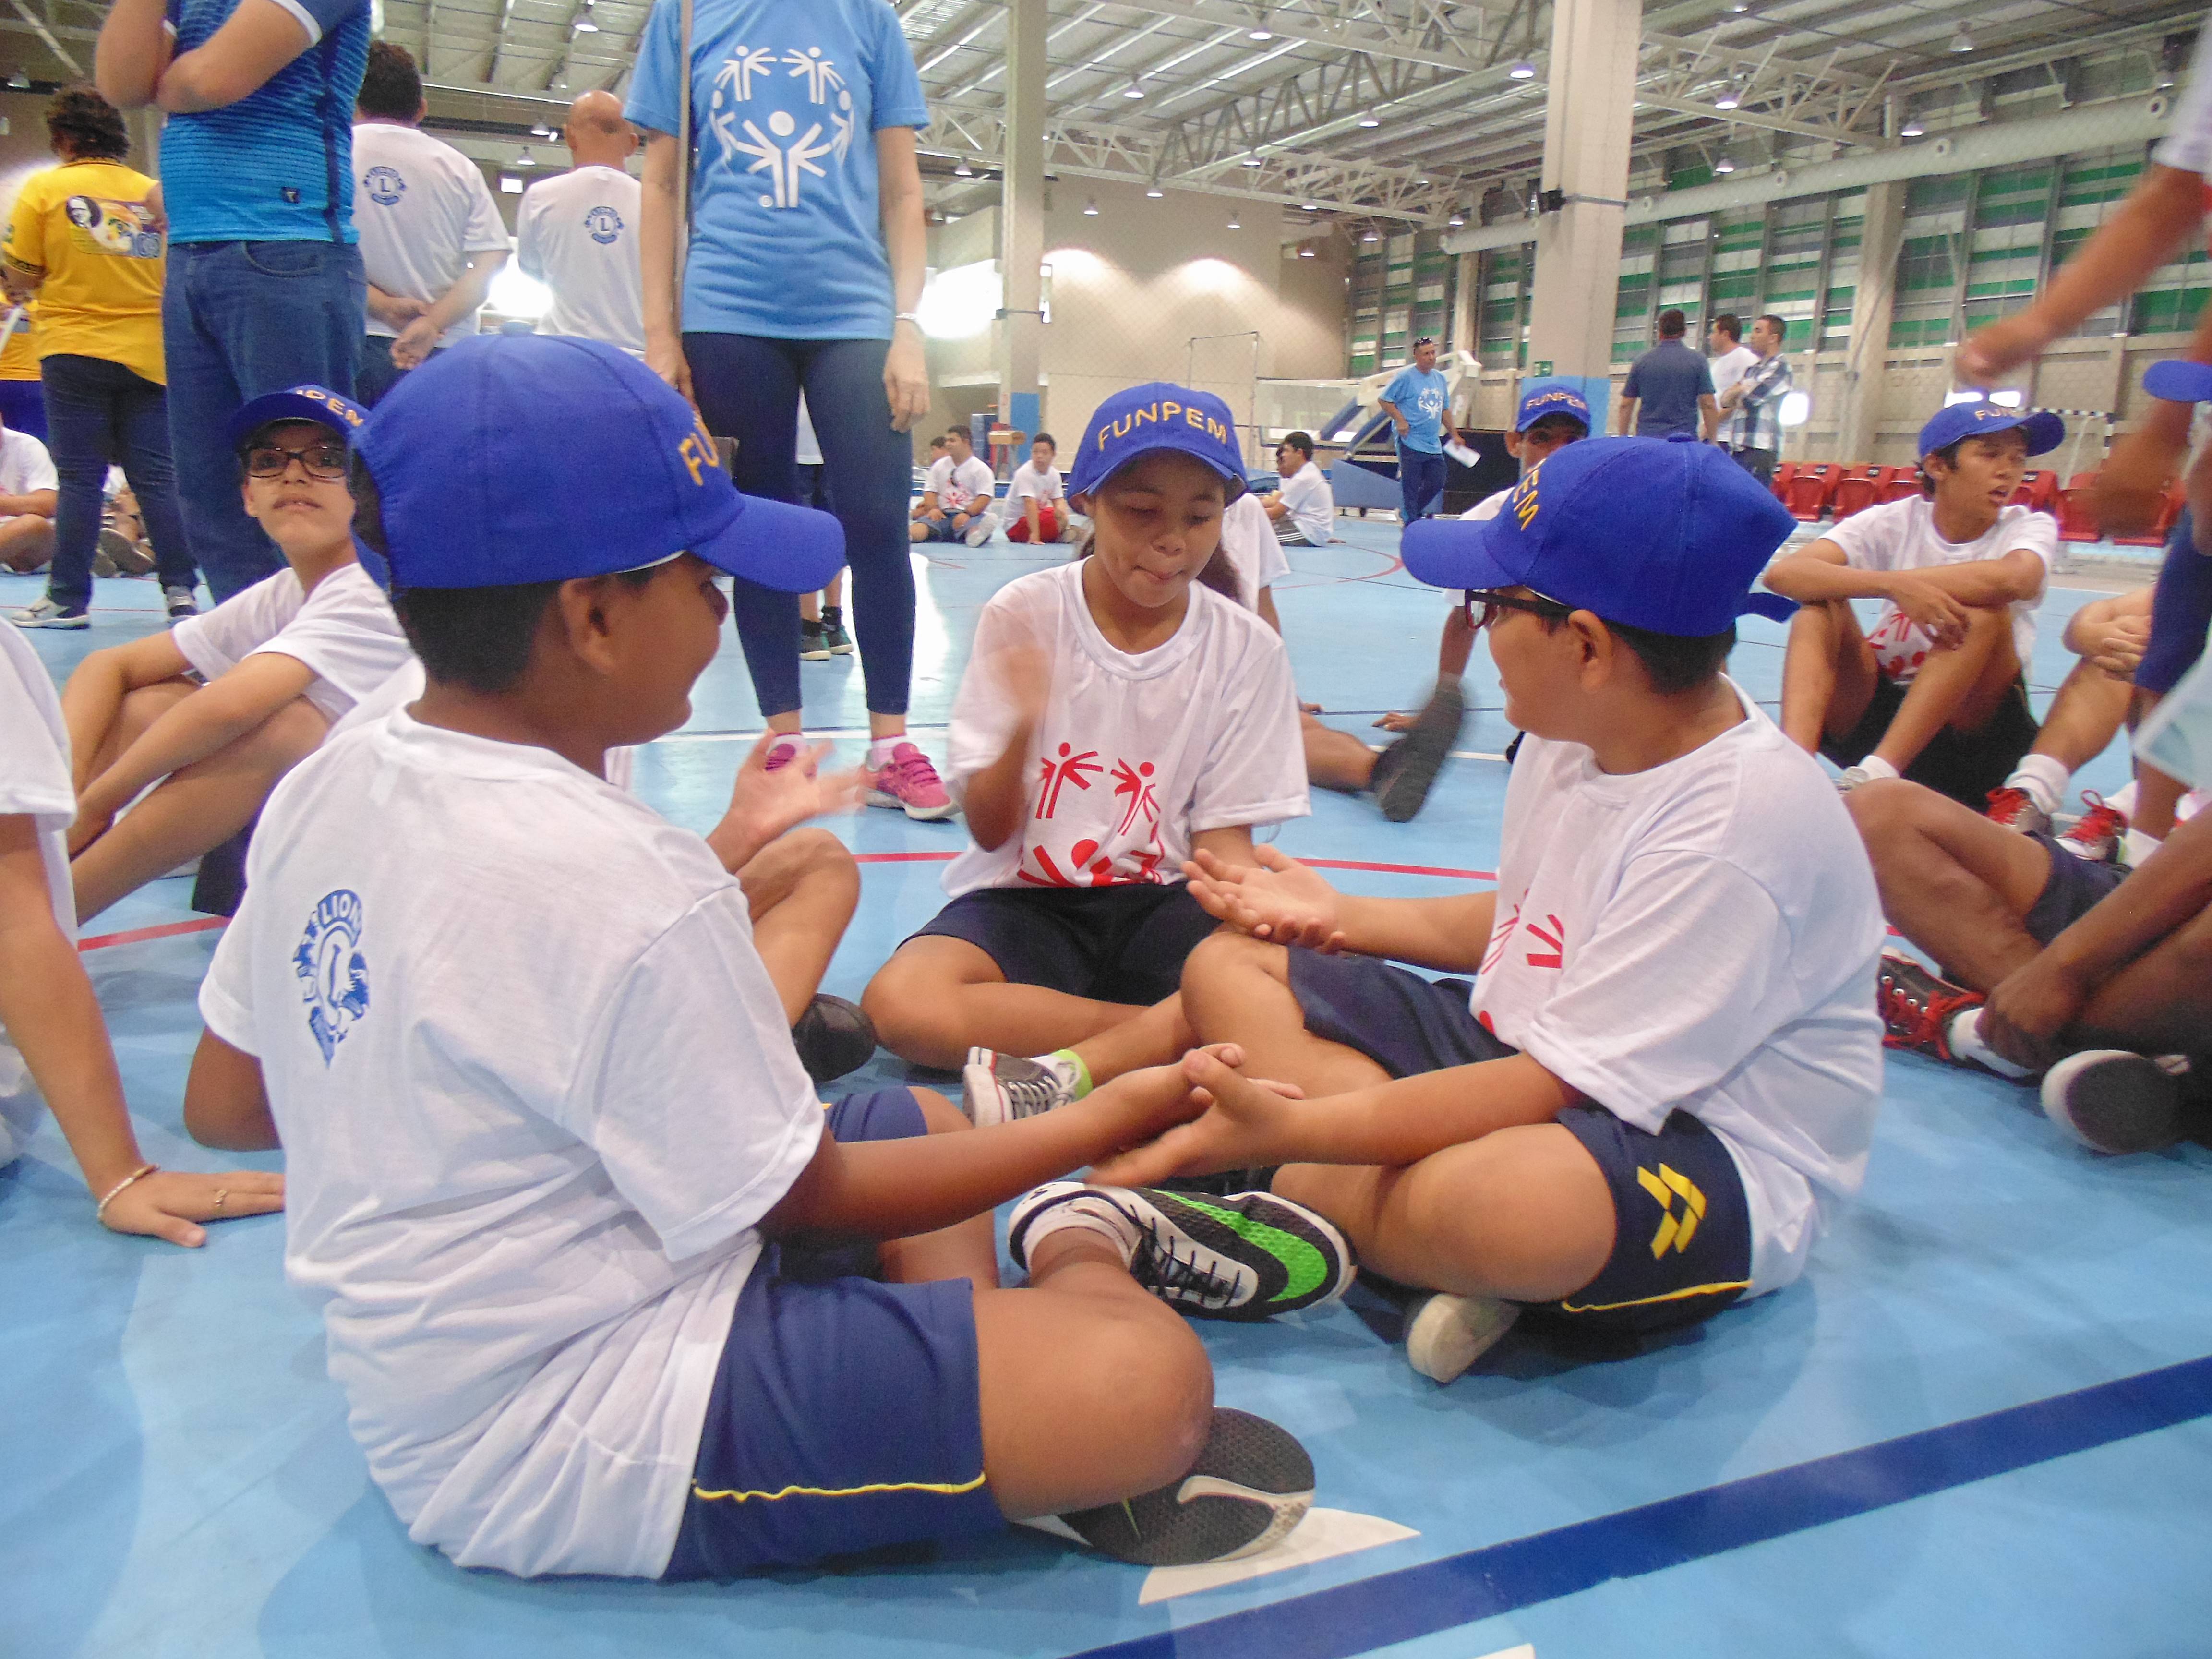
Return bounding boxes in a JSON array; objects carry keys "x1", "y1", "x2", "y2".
[
  {"x1": 2, "y1": 160, "x2": 165, "y2": 386},
  {"x1": 0, "y1": 303, "x2": 37, "y2": 382}
]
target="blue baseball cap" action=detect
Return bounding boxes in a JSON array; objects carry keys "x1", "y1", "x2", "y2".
[
  {"x1": 1068, "y1": 382, "x2": 1249, "y2": 503},
  {"x1": 2142, "y1": 359, "x2": 2212, "y2": 404},
  {"x1": 1513, "y1": 379, "x2": 1591, "y2": 433},
  {"x1": 228, "y1": 384, "x2": 369, "y2": 450},
  {"x1": 1917, "y1": 395, "x2": 2063, "y2": 459},
  {"x1": 1400, "y1": 436, "x2": 1800, "y2": 632},
  {"x1": 353, "y1": 336, "x2": 843, "y2": 593}
]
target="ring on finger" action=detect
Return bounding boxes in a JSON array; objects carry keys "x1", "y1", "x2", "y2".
[{"x1": 213, "y1": 1188, "x2": 228, "y2": 1212}]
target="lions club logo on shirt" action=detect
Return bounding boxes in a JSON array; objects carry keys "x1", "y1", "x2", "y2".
[
  {"x1": 294, "y1": 890, "x2": 370, "y2": 1065},
  {"x1": 584, "y1": 204, "x2": 625, "y2": 244},
  {"x1": 364, "y1": 166, "x2": 406, "y2": 207}
]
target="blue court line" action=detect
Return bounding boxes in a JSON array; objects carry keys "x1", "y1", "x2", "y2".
[{"x1": 1069, "y1": 1353, "x2": 2212, "y2": 1659}]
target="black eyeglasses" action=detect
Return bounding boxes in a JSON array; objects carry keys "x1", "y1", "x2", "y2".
[
  {"x1": 1463, "y1": 588, "x2": 1574, "y2": 631},
  {"x1": 245, "y1": 441, "x2": 349, "y2": 481}
]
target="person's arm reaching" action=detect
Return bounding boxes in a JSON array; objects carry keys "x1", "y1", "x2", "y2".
[
  {"x1": 60, "y1": 633, "x2": 194, "y2": 793},
  {"x1": 876, "y1": 127, "x2": 929, "y2": 435},
  {"x1": 637, "y1": 131, "x2": 690, "y2": 399},
  {"x1": 95, "y1": 0, "x2": 173, "y2": 109},
  {"x1": 152, "y1": 0, "x2": 325, "y2": 113},
  {"x1": 1615, "y1": 396, "x2": 1638, "y2": 435},
  {"x1": 1764, "y1": 538, "x2": 2043, "y2": 642},
  {"x1": 388, "y1": 249, "x2": 507, "y2": 369},
  {"x1": 703, "y1": 731, "x2": 865, "y2": 873},
  {"x1": 1182, "y1": 843, "x2": 1498, "y2": 972},
  {"x1": 0, "y1": 487, "x2": 56, "y2": 519}
]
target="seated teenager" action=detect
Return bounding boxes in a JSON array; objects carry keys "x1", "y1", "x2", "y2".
[
  {"x1": 1983, "y1": 586, "x2": 2147, "y2": 846},
  {"x1": 909, "y1": 424, "x2": 999, "y2": 548},
  {"x1": 999, "y1": 440, "x2": 1886, "y2": 1385},
  {"x1": 0, "y1": 621, "x2": 280, "y2": 1244},
  {"x1": 864, "y1": 384, "x2": 1308, "y2": 1074},
  {"x1": 1766, "y1": 396, "x2": 2060, "y2": 805},
  {"x1": 0, "y1": 406, "x2": 58, "y2": 583},
  {"x1": 60, "y1": 387, "x2": 411, "y2": 922},
  {"x1": 181, "y1": 337, "x2": 1340, "y2": 1583},
  {"x1": 1374, "y1": 382, "x2": 1589, "y2": 759},
  {"x1": 1262, "y1": 432, "x2": 1334, "y2": 548},
  {"x1": 1006, "y1": 433, "x2": 1078, "y2": 544},
  {"x1": 1846, "y1": 648, "x2": 2212, "y2": 1156}
]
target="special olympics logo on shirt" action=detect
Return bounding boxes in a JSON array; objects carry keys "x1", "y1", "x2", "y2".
[
  {"x1": 585, "y1": 204, "x2": 625, "y2": 244},
  {"x1": 294, "y1": 890, "x2": 371, "y2": 1066},
  {"x1": 364, "y1": 166, "x2": 407, "y2": 207}
]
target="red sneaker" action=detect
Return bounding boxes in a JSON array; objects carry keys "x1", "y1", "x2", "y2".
[
  {"x1": 2056, "y1": 792, "x2": 2128, "y2": 864},
  {"x1": 1984, "y1": 785, "x2": 2051, "y2": 836},
  {"x1": 866, "y1": 742, "x2": 958, "y2": 821},
  {"x1": 1876, "y1": 950, "x2": 1983, "y2": 1061}
]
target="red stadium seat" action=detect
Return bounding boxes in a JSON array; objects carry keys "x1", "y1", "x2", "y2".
[
  {"x1": 2113, "y1": 481, "x2": 2186, "y2": 547},
  {"x1": 1784, "y1": 462, "x2": 1842, "y2": 522},
  {"x1": 2053, "y1": 472, "x2": 2103, "y2": 542},
  {"x1": 1829, "y1": 464, "x2": 1892, "y2": 521},
  {"x1": 2008, "y1": 470, "x2": 2059, "y2": 515},
  {"x1": 1770, "y1": 460, "x2": 1799, "y2": 503},
  {"x1": 1877, "y1": 468, "x2": 1924, "y2": 504}
]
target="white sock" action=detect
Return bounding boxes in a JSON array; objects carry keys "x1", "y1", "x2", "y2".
[
  {"x1": 1026, "y1": 1192, "x2": 1137, "y2": 1267},
  {"x1": 766, "y1": 731, "x2": 805, "y2": 758},
  {"x1": 2003, "y1": 754, "x2": 2069, "y2": 816},
  {"x1": 1854, "y1": 754, "x2": 1901, "y2": 784},
  {"x1": 2104, "y1": 779, "x2": 2140, "y2": 818},
  {"x1": 1946, "y1": 1007, "x2": 2036, "y2": 1080},
  {"x1": 866, "y1": 738, "x2": 902, "y2": 769}
]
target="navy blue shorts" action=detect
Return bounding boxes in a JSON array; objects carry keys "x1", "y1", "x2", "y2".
[
  {"x1": 2138, "y1": 509, "x2": 2212, "y2": 697},
  {"x1": 1286, "y1": 949, "x2": 1753, "y2": 1334},
  {"x1": 661, "y1": 1088, "x2": 1003, "y2": 1580},
  {"x1": 912, "y1": 882, "x2": 1217, "y2": 1008},
  {"x1": 1821, "y1": 673, "x2": 2040, "y2": 810},
  {"x1": 915, "y1": 512, "x2": 972, "y2": 542},
  {"x1": 2022, "y1": 831, "x2": 2128, "y2": 946}
]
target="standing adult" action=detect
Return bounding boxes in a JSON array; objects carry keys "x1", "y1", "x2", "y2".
[
  {"x1": 1715, "y1": 314, "x2": 1794, "y2": 486},
  {"x1": 627, "y1": 0, "x2": 950, "y2": 818},
  {"x1": 1377, "y1": 336, "x2": 1458, "y2": 524},
  {"x1": 516, "y1": 90, "x2": 644, "y2": 355},
  {"x1": 1618, "y1": 308, "x2": 1718, "y2": 440},
  {"x1": 95, "y1": 0, "x2": 371, "y2": 603},
  {"x1": 351, "y1": 43, "x2": 508, "y2": 406},
  {"x1": 0, "y1": 304, "x2": 46, "y2": 442},
  {"x1": 1705, "y1": 313, "x2": 1756, "y2": 437},
  {"x1": 3, "y1": 85, "x2": 199, "y2": 629}
]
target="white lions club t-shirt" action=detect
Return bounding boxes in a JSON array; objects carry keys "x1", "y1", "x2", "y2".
[
  {"x1": 197, "y1": 710, "x2": 823, "y2": 1578},
  {"x1": 1470, "y1": 684, "x2": 1884, "y2": 1296},
  {"x1": 0, "y1": 625, "x2": 76, "y2": 1167},
  {"x1": 1819, "y1": 497, "x2": 2057, "y2": 684},
  {"x1": 351, "y1": 121, "x2": 509, "y2": 349},
  {"x1": 944, "y1": 559, "x2": 1308, "y2": 896},
  {"x1": 171, "y1": 561, "x2": 412, "y2": 724},
  {"x1": 516, "y1": 164, "x2": 646, "y2": 354}
]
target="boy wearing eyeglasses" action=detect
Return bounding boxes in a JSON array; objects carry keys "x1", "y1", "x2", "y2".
[
  {"x1": 58, "y1": 387, "x2": 410, "y2": 924},
  {"x1": 1045, "y1": 439, "x2": 1885, "y2": 1386}
]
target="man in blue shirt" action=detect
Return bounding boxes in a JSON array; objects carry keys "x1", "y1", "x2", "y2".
[
  {"x1": 1618, "y1": 309, "x2": 1718, "y2": 442},
  {"x1": 1378, "y1": 337, "x2": 1459, "y2": 524},
  {"x1": 97, "y1": 0, "x2": 370, "y2": 603}
]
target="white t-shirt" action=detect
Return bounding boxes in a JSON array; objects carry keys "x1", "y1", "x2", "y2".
[
  {"x1": 352, "y1": 122, "x2": 509, "y2": 348},
  {"x1": 0, "y1": 625, "x2": 75, "y2": 1168},
  {"x1": 1010, "y1": 459, "x2": 1064, "y2": 504},
  {"x1": 196, "y1": 709, "x2": 823, "y2": 1579},
  {"x1": 944, "y1": 560, "x2": 1309, "y2": 897},
  {"x1": 1819, "y1": 497, "x2": 2057, "y2": 683},
  {"x1": 0, "y1": 426, "x2": 57, "y2": 519},
  {"x1": 926, "y1": 454, "x2": 996, "y2": 514},
  {"x1": 334, "y1": 659, "x2": 638, "y2": 792},
  {"x1": 515, "y1": 165, "x2": 644, "y2": 355},
  {"x1": 1218, "y1": 492, "x2": 1291, "y2": 611},
  {"x1": 1707, "y1": 344, "x2": 1758, "y2": 400},
  {"x1": 171, "y1": 561, "x2": 413, "y2": 724},
  {"x1": 1275, "y1": 460, "x2": 1334, "y2": 544},
  {"x1": 2156, "y1": 24, "x2": 2212, "y2": 177},
  {"x1": 1471, "y1": 685, "x2": 1884, "y2": 1296},
  {"x1": 1464, "y1": 484, "x2": 1512, "y2": 521}
]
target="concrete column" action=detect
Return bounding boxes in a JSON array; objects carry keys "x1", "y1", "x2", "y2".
[
  {"x1": 1835, "y1": 179, "x2": 1904, "y2": 463},
  {"x1": 997, "y1": 0, "x2": 1046, "y2": 439},
  {"x1": 1525, "y1": 0, "x2": 1640, "y2": 427}
]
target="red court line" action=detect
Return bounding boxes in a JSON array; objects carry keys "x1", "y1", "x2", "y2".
[
  {"x1": 853, "y1": 850, "x2": 1491, "y2": 879},
  {"x1": 79, "y1": 916, "x2": 227, "y2": 952}
]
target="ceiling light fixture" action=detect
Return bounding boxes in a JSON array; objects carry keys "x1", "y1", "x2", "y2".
[
  {"x1": 1123, "y1": 78, "x2": 1145, "y2": 98},
  {"x1": 1360, "y1": 226, "x2": 1380, "y2": 242},
  {"x1": 1356, "y1": 114, "x2": 1381, "y2": 127},
  {"x1": 1241, "y1": 156, "x2": 1263, "y2": 167},
  {"x1": 517, "y1": 147, "x2": 537, "y2": 167},
  {"x1": 1949, "y1": 25, "x2": 1973, "y2": 51},
  {"x1": 1301, "y1": 200, "x2": 1319, "y2": 210},
  {"x1": 1900, "y1": 114, "x2": 1925, "y2": 137},
  {"x1": 1298, "y1": 244, "x2": 1316, "y2": 257},
  {"x1": 953, "y1": 157, "x2": 974, "y2": 177},
  {"x1": 1228, "y1": 212, "x2": 1242, "y2": 229},
  {"x1": 1715, "y1": 82, "x2": 1740, "y2": 110},
  {"x1": 1145, "y1": 182, "x2": 1165, "y2": 197},
  {"x1": 1507, "y1": 58, "x2": 1536, "y2": 79},
  {"x1": 1248, "y1": 10, "x2": 1273, "y2": 39},
  {"x1": 1727, "y1": 0, "x2": 1749, "y2": 11},
  {"x1": 1082, "y1": 197, "x2": 1100, "y2": 215},
  {"x1": 573, "y1": 15, "x2": 598, "y2": 31},
  {"x1": 1713, "y1": 151, "x2": 1736, "y2": 174},
  {"x1": 1447, "y1": 207, "x2": 1466, "y2": 227}
]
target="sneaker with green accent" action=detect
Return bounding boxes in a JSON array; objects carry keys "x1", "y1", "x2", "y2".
[{"x1": 1007, "y1": 1181, "x2": 1354, "y2": 1321}]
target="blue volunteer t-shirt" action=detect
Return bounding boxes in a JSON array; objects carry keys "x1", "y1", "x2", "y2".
[
  {"x1": 1382, "y1": 365, "x2": 1449, "y2": 454},
  {"x1": 160, "y1": 0, "x2": 370, "y2": 243},
  {"x1": 626, "y1": 0, "x2": 929, "y2": 339},
  {"x1": 1622, "y1": 339, "x2": 1715, "y2": 439}
]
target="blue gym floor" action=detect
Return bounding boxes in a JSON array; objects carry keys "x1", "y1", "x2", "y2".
[{"x1": 6, "y1": 524, "x2": 2209, "y2": 1659}]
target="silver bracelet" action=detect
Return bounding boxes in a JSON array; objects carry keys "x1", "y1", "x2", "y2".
[
  {"x1": 894, "y1": 311, "x2": 921, "y2": 325},
  {"x1": 96, "y1": 1163, "x2": 159, "y2": 1223}
]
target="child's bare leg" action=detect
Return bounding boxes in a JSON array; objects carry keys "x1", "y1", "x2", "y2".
[
  {"x1": 2134, "y1": 761, "x2": 2189, "y2": 840},
  {"x1": 72, "y1": 698, "x2": 326, "y2": 923},
  {"x1": 1303, "y1": 712, "x2": 1378, "y2": 793},
  {"x1": 1846, "y1": 778, "x2": 2049, "y2": 989},
  {"x1": 1780, "y1": 597, "x2": 1880, "y2": 753},
  {"x1": 1179, "y1": 930, "x2": 1392, "y2": 1097},
  {"x1": 736, "y1": 827, "x2": 860, "y2": 1025},
  {"x1": 1274, "y1": 1124, "x2": 1613, "y2": 1300},
  {"x1": 864, "y1": 936, "x2": 1144, "y2": 1070},
  {"x1": 1063, "y1": 994, "x2": 1195, "y2": 1087},
  {"x1": 824, "y1": 570, "x2": 845, "y2": 608},
  {"x1": 2030, "y1": 660, "x2": 2133, "y2": 772},
  {"x1": 875, "y1": 1087, "x2": 1003, "y2": 1286},
  {"x1": 1871, "y1": 606, "x2": 2016, "y2": 775},
  {"x1": 83, "y1": 679, "x2": 198, "y2": 783},
  {"x1": 799, "y1": 590, "x2": 821, "y2": 623},
  {"x1": 0, "y1": 514, "x2": 54, "y2": 572}
]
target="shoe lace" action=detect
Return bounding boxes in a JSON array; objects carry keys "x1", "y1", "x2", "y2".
[
  {"x1": 1875, "y1": 959, "x2": 1980, "y2": 1057},
  {"x1": 1001, "y1": 1071, "x2": 1064, "y2": 1119},
  {"x1": 1984, "y1": 786, "x2": 2035, "y2": 826},
  {"x1": 1132, "y1": 1219, "x2": 1238, "y2": 1309},
  {"x1": 884, "y1": 746, "x2": 941, "y2": 789},
  {"x1": 2062, "y1": 792, "x2": 2127, "y2": 848}
]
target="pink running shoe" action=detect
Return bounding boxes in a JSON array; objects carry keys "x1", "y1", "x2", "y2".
[
  {"x1": 763, "y1": 734, "x2": 805, "y2": 773},
  {"x1": 866, "y1": 742, "x2": 958, "y2": 820}
]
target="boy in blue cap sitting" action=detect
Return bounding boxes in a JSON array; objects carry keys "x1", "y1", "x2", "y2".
[
  {"x1": 1035, "y1": 438, "x2": 1886, "y2": 1384},
  {"x1": 1766, "y1": 396, "x2": 2063, "y2": 807},
  {"x1": 178, "y1": 337, "x2": 1321, "y2": 1583}
]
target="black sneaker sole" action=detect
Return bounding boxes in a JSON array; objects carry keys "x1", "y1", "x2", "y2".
[
  {"x1": 2043, "y1": 1051, "x2": 2186, "y2": 1155},
  {"x1": 792, "y1": 993, "x2": 878, "y2": 1084},
  {"x1": 1058, "y1": 1409, "x2": 1314, "y2": 1566},
  {"x1": 1374, "y1": 679, "x2": 1464, "y2": 823}
]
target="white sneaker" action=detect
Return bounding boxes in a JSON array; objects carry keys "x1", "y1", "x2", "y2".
[
  {"x1": 1404, "y1": 1292, "x2": 1519, "y2": 1383},
  {"x1": 1834, "y1": 765, "x2": 1876, "y2": 793},
  {"x1": 10, "y1": 597, "x2": 88, "y2": 629},
  {"x1": 961, "y1": 1047, "x2": 1078, "y2": 1126},
  {"x1": 2041, "y1": 1050, "x2": 2193, "y2": 1154},
  {"x1": 964, "y1": 510, "x2": 999, "y2": 548}
]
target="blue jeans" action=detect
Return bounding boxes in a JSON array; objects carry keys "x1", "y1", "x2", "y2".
[
  {"x1": 163, "y1": 240, "x2": 364, "y2": 601},
  {"x1": 1398, "y1": 445, "x2": 1446, "y2": 523},
  {"x1": 685, "y1": 333, "x2": 914, "y2": 719},
  {"x1": 39, "y1": 354, "x2": 197, "y2": 611}
]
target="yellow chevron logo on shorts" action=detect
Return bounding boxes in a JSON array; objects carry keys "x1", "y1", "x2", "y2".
[{"x1": 1637, "y1": 1163, "x2": 1707, "y2": 1258}]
